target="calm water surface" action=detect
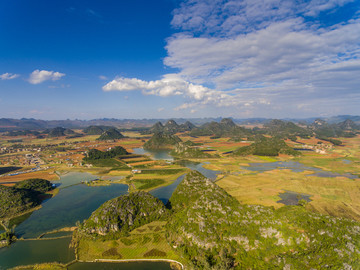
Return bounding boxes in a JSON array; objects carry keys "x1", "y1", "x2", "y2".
[
  {"x1": 54, "y1": 171, "x2": 98, "y2": 188},
  {"x1": 243, "y1": 161, "x2": 358, "y2": 179},
  {"x1": 68, "y1": 261, "x2": 173, "y2": 270},
  {"x1": 181, "y1": 160, "x2": 220, "y2": 181},
  {"x1": 16, "y1": 177, "x2": 128, "y2": 238},
  {"x1": 0, "y1": 152, "x2": 220, "y2": 269},
  {"x1": 277, "y1": 190, "x2": 312, "y2": 205},
  {"x1": 0, "y1": 237, "x2": 75, "y2": 270},
  {"x1": 150, "y1": 174, "x2": 186, "y2": 204}
]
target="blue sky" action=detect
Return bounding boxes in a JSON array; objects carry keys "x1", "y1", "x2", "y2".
[{"x1": 0, "y1": 0, "x2": 359, "y2": 120}]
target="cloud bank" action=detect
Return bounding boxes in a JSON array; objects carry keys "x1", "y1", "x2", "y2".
[
  {"x1": 0, "y1": 73, "x2": 19, "y2": 80},
  {"x1": 103, "y1": 74, "x2": 214, "y2": 101},
  {"x1": 29, "y1": 70, "x2": 65, "y2": 84},
  {"x1": 104, "y1": 0, "x2": 360, "y2": 117}
]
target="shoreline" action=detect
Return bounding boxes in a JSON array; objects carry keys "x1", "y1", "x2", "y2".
[
  {"x1": 92, "y1": 259, "x2": 184, "y2": 269},
  {"x1": 10, "y1": 258, "x2": 184, "y2": 270}
]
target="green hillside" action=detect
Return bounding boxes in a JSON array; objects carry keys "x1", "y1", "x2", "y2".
[
  {"x1": 14, "y1": 178, "x2": 53, "y2": 193},
  {"x1": 83, "y1": 125, "x2": 114, "y2": 135},
  {"x1": 78, "y1": 191, "x2": 167, "y2": 238},
  {"x1": 233, "y1": 135, "x2": 301, "y2": 156},
  {"x1": 47, "y1": 127, "x2": 75, "y2": 137},
  {"x1": 97, "y1": 128, "x2": 125, "y2": 140},
  {"x1": 146, "y1": 120, "x2": 196, "y2": 135},
  {"x1": 143, "y1": 132, "x2": 182, "y2": 149},
  {"x1": 0, "y1": 186, "x2": 40, "y2": 219},
  {"x1": 263, "y1": 119, "x2": 312, "y2": 140},
  {"x1": 83, "y1": 146, "x2": 129, "y2": 169},
  {"x1": 166, "y1": 171, "x2": 360, "y2": 269},
  {"x1": 170, "y1": 142, "x2": 213, "y2": 158},
  {"x1": 190, "y1": 118, "x2": 252, "y2": 138}
]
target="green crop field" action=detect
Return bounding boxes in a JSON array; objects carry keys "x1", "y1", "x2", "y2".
[{"x1": 77, "y1": 221, "x2": 181, "y2": 262}]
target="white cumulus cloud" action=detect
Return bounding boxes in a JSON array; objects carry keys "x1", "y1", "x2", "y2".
[
  {"x1": 104, "y1": 0, "x2": 360, "y2": 117},
  {"x1": 103, "y1": 74, "x2": 218, "y2": 101},
  {"x1": 161, "y1": 0, "x2": 360, "y2": 116},
  {"x1": 28, "y1": 70, "x2": 65, "y2": 84},
  {"x1": 0, "y1": 73, "x2": 19, "y2": 80}
]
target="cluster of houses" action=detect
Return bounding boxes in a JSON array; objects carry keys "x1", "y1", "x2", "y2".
[{"x1": 295, "y1": 142, "x2": 332, "y2": 154}]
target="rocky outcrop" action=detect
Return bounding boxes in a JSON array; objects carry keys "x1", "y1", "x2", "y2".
[
  {"x1": 171, "y1": 142, "x2": 212, "y2": 158},
  {"x1": 80, "y1": 191, "x2": 167, "y2": 236},
  {"x1": 143, "y1": 132, "x2": 182, "y2": 149},
  {"x1": 148, "y1": 120, "x2": 196, "y2": 134},
  {"x1": 166, "y1": 171, "x2": 360, "y2": 269}
]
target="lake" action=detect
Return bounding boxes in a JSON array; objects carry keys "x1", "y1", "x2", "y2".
[
  {"x1": 15, "y1": 173, "x2": 129, "y2": 239},
  {"x1": 0, "y1": 237, "x2": 75, "y2": 270},
  {"x1": 180, "y1": 160, "x2": 220, "y2": 181},
  {"x1": 0, "y1": 172, "x2": 129, "y2": 269},
  {"x1": 0, "y1": 150, "x2": 221, "y2": 269},
  {"x1": 277, "y1": 190, "x2": 312, "y2": 205},
  {"x1": 242, "y1": 161, "x2": 358, "y2": 179}
]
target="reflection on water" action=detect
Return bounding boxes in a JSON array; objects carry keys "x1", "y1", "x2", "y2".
[
  {"x1": 16, "y1": 173, "x2": 128, "y2": 238},
  {"x1": 277, "y1": 190, "x2": 312, "y2": 205},
  {"x1": 150, "y1": 174, "x2": 185, "y2": 204},
  {"x1": 0, "y1": 237, "x2": 75, "y2": 270},
  {"x1": 243, "y1": 161, "x2": 358, "y2": 179},
  {"x1": 54, "y1": 171, "x2": 98, "y2": 189},
  {"x1": 0, "y1": 170, "x2": 178, "y2": 269},
  {"x1": 342, "y1": 159, "x2": 352, "y2": 164},
  {"x1": 309, "y1": 171, "x2": 358, "y2": 179},
  {"x1": 243, "y1": 161, "x2": 318, "y2": 173},
  {"x1": 180, "y1": 161, "x2": 220, "y2": 181},
  {"x1": 1, "y1": 151, "x2": 222, "y2": 269}
]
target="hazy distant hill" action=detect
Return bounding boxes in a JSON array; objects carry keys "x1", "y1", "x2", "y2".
[
  {"x1": 325, "y1": 115, "x2": 360, "y2": 124},
  {"x1": 262, "y1": 119, "x2": 312, "y2": 140},
  {"x1": 233, "y1": 135, "x2": 301, "y2": 156},
  {"x1": 46, "y1": 127, "x2": 75, "y2": 137},
  {"x1": 146, "y1": 119, "x2": 196, "y2": 134},
  {"x1": 310, "y1": 119, "x2": 358, "y2": 139},
  {"x1": 190, "y1": 118, "x2": 252, "y2": 138},
  {"x1": 83, "y1": 125, "x2": 114, "y2": 135},
  {"x1": 170, "y1": 142, "x2": 213, "y2": 158},
  {"x1": 0, "y1": 116, "x2": 359, "y2": 132}
]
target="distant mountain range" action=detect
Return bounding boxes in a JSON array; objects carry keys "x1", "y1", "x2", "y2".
[{"x1": 0, "y1": 115, "x2": 359, "y2": 131}]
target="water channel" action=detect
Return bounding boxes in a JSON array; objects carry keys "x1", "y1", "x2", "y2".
[
  {"x1": 1, "y1": 147, "x2": 354, "y2": 269},
  {"x1": 0, "y1": 148, "x2": 219, "y2": 269}
]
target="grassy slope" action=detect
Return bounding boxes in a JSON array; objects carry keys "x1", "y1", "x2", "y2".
[
  {"x1": 77, "y1": 221, "x2": 181, "y2": 262},
  {"x1": 129, "y1": 168, "x2": 189, "y2": 192},
  {"x1": 214, "y1": 137, "x2": 360, "y2": 221},
  {"x1": 167, "y1": 171, "x2": 360, "y2": 269}
]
